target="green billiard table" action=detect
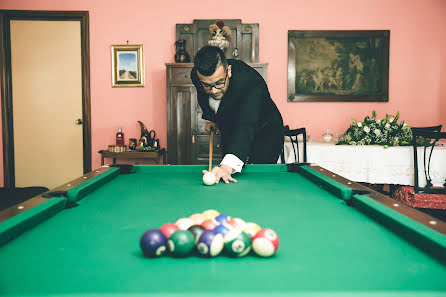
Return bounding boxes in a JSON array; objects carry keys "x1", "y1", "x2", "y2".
[{"x1": 0, "y1": 164, "x2": 445, "y2": 297}]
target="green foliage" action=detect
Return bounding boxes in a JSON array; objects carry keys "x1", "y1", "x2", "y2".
[{"x1": 336, "y1": 110, "x2": 414, "y2": 147}]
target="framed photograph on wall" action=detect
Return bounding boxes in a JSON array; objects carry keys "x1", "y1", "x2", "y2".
[
  {"x1": 288, "y1": 30, "x2": 389, "y2": 102},
  {"x1": 111, "y1": 44, "x2": 145, "y2": 87}
]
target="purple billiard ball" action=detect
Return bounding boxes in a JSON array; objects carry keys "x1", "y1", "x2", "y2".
[
  {"x1": 196, "y1": 230, "x2": 224, "y2": 257},
  {"x1": 214, "y1": 224, "x2": 230, "y2": 236},
  {"x1": 140, "y1": 229, "x2": 168, "y2": 257}
]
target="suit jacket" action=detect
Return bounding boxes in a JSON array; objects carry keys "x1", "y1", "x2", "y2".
[{"x1": 191, "y1": 59, "x2": 283, "y2": 164}]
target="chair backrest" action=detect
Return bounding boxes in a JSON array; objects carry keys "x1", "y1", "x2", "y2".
[
  {"x1": 281, "y1": 125, "x2": 307, "y2": 164},
  {"x1": 411, "y1": 126, "x2": 446, "y2": 194}
]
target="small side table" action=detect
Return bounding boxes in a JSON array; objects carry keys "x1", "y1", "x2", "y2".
[{"x1": 99, "y1": 148, "x2": 166, "y2": 166}]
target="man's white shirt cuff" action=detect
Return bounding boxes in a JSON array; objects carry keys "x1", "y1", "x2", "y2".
[{"x1": 220, "y1": 154, "x2": 244, "y2": 173}]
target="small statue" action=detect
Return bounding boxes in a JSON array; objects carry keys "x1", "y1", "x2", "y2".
[
  {"x1": 232, "y1": 47, "x2": 239, "y2": 60},
  {"x1": 208, "y1": 20, "x2": 231, "y2": 51},
  {"x1": 174, "y1": 39, "x2": 191, "y2": 63}
]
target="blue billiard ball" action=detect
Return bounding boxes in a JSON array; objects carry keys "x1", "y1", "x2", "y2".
[
  {"x1": 215, "y1": 214, "x2": 230, "y2": 224},
  {"x1": 214, "y1": 224, "x2": 230, "y2": 236},
  {"x1": 140, "y1": 229, "x2": 168, "y2": 257},
  {"x1": 196, "y1": 230, "x2": 224, "y2": 257}
]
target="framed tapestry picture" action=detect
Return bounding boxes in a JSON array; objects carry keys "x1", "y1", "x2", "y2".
[
  {"x1": 288, "y1": 30, "x2": 389, "y2": 102},
  {"x1": 111, "y1": 44, "x2": 145, "y2": 87}
]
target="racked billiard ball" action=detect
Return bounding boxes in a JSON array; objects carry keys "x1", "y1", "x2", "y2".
[
  {"x1": 201, "y1": 219, "x2": 218, "y2": 230},
  {"x1": 214, "y1": 224, "x2": 230, "y2": 236},
  {"x1": 223, "y1": 229, "x2": 251, "y2": 257},
  {"x1": 188, "y1": 224, "x2": 205, "y2": 243},
  {"x1": 189, "y1": 213, "x2": 206, "y2": 225},
  {"x1": 227, "y1": 218, "x2": 247, "y2": 230},
  {"x1": 159, "y1": 223, "x2": 179, "y2": 239},
  {"x1": 196, "y1": 230, "x2": 224, "y2": 257},
  {"x1": 140, "y1": 229, "x2": 168, "y2": 257},
  {"x1": 215, "y1": 214, "x2": 231, "y2": 224},
  {"x1": 175, "y1": 217, "x2": 194, "y2": 230},
  {"x1": 168, "y1": 230, "x2": 195, "y2": 257},
  {"x1": 242, "y1": 222, "x2": 261, "y2": 238},
  {"x1": 252, "y1": 228, "x2": 279, "y2": 257},
  {"x1": 202, "y1": 209, "x2": 220, "y2": 220}
]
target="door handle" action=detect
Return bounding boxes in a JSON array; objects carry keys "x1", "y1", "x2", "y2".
[{"x1": 75, "y1": 119, "x2": 83, "y2": 125}]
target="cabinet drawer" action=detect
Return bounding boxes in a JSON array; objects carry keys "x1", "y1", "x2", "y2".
[
  {"x1": 169, "y1": 68, "x2": 193, "y2": 85},
  {"x1": 194, "y1": 134, "x2": 222, "y2": 159}
]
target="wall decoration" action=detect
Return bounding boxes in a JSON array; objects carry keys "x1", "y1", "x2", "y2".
[
  {"x1": 111, "y1": 44, "x2": 144, "y2": 87},
  {"x1": 288, "y1": 30, "x2": 389, "y2": 102}
]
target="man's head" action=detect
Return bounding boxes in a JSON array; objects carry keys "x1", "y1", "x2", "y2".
[{"x1": 194, "y1": 46, "x2": 232, "y2": 100}]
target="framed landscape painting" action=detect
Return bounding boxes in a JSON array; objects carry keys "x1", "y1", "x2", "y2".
[
  {"x1": 288, "y1": 30, "x2": 389, "y2": 102},
  {"x1": 111, "y1": 44, "x2": 145, "y2": 87}
]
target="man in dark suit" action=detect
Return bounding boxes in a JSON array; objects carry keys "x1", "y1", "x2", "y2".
[{"x1": 191, "y1": 46, "x2": 283, "y2": 184}]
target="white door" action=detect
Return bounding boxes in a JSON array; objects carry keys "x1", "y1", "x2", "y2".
[{"x1": 10, "y1": 20, "x2": 83, "y2": 189}]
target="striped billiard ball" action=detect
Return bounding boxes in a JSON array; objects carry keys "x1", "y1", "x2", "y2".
[
  {"x1": 252, "y1": 228, "x2": 279, "y2": 257},
  {"x1": 188, "y1": 225, "x2": 205, "y2": 243},
  {"x1": 223, "y1": 229, "x2": 251, "y2": 257},
  {"x1": 196, "y1": 230, "x2": 224, "y2": 257}
]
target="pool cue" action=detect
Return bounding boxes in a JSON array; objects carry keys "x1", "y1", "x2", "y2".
[{"x1": 208, "y1": 127, "x2": 214, "y2": 172}]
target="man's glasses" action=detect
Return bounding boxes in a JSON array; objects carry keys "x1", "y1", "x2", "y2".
[{"x1": 200, "y1": 72, "x2": 228, "y2": 90}]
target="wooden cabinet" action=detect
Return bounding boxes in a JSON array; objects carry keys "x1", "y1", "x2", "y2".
[
  {"x1": 167, "y1": 19, "x2": 266, "y2": 165},
  {"x1": 166, "y1": 63, "x2": 268, "y2": 165}
]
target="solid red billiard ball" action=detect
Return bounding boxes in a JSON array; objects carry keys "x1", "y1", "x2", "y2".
[
  {"x1": 160, "y1": 223, "x2": 179, "y2": 239},
  {"x1": 251, "y1": 228, "x2": 279, "y2": 257},
  {"x1": 201, "y1": 219, "x2": 218, "y2": 230}
]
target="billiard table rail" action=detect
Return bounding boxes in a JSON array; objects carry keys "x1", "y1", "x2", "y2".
[
  {"x1": 297, "y1": 164, "x2": 446, "y2": 235},
  {"x1": 0, "y1": 166, "x2": 119, "y2": 246}
]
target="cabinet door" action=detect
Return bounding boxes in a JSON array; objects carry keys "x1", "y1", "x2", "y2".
[
  {"x1": 167, "y1": 86, "x2": 194, "y2": 164},
  {"x1": 190, "y1": 88, "x2": 223, "y2": 164}
]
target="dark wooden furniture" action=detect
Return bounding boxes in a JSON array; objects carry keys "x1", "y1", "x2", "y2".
[
  {"x1": 98, "y1": 149, "x2": 166, "y2": 166},
  {"x1": 167, "y1": 19, "x2": 267, "y2": 165},
  {"x1": 166, "y1": 63, "x2": 267, "y2": 165},
  {"x1": 176, "y1": 19, "x2": 259, "y2": 63}
]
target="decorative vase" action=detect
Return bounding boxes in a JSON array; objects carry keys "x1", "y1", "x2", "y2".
[{"x1": 174, "y1": 39, "x2": 191, "y2": 63}]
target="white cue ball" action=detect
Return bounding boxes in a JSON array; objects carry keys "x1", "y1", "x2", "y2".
[{"x1": 202, "y1": 172, "x2": 216, "y2": 186}]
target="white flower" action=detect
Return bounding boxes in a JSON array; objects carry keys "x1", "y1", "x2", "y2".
[
  {"x1": 385, "y1": 123, "x2": 390, "y2": 129},
  {"x1": 403, "y1": 123, "x2": 408, "y2": 126},
  {"x1": 389, "y1": 117, "x2": 395, "y2": 123},
  {"x1": 376, "y1": 119, "x2": 381, "y2": 124},
  {"x1": 357, "y1": 122, "x2": 362, "y2": 127},
  {"x1": 374, "y1": 129, "x2": 381, "y2": 136},
  {"x1": 364, "y1": 126, "x2": 370, "y2": 133}
]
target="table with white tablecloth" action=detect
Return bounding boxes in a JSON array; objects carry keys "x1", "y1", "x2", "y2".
[{"x1": 282, "y1": 140, "x2": 446, "y2": 187}]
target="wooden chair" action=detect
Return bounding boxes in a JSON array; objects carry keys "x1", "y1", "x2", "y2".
[
  {"x1": 392, "y1": 126, "x2": 446, "y2": 209},
  {"x1": 281, "y1": 125, "x2": 307, "y2": 164}
]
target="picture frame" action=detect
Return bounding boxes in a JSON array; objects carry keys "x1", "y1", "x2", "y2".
[
  {"x1": 111, "y1": 44, "x2": 145, "y2": 87},
  {"x1": 288, "y1": 30, "x2": 389, "y2": 102}
]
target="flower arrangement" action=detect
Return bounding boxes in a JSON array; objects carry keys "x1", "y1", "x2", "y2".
[{"x1": 336, "y1": 111, "x2": 413, "y2": 147}]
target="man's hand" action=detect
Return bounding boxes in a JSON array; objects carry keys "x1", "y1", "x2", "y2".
[
  {"x1": 202, "y1": 164, "x2": 237, "y2": 184},
  {"x1": 205, "y1": 121, "x2": 219, "y2": 134}
]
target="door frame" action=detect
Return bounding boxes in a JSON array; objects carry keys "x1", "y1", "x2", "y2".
[{"x1": 0, "y1": 10, "x2": 91, "y2": 187}]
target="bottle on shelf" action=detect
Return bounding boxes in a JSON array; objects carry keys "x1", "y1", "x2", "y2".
[{"x1": 116, "y1": 128, "x2": 125, "y2": 146}]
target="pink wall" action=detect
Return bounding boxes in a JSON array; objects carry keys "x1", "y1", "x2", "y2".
[{"x1": 1, "y1": 0, "x2": 445, "y2": 187}]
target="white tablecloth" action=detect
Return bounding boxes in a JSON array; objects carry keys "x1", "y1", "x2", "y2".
[{"x1": 282, "y1": 140, "x2": 446, "y2": 187}]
